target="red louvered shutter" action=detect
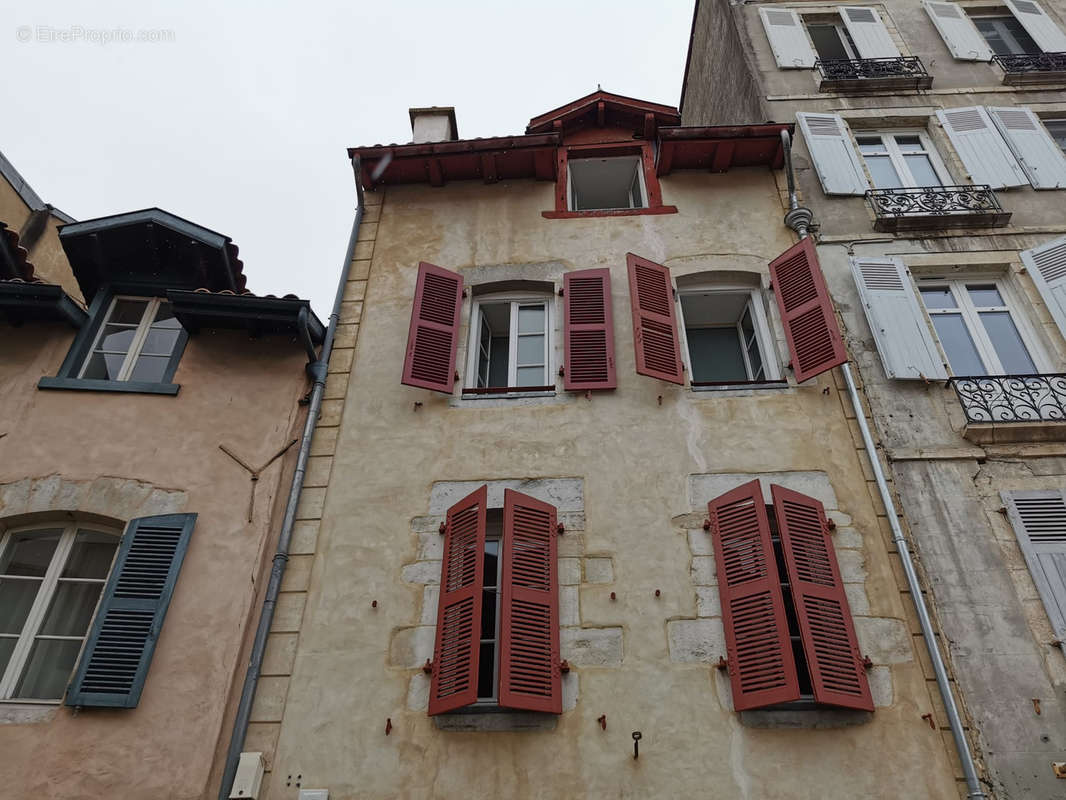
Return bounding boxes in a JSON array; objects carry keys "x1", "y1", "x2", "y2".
[
  {"x1": 564, "y1": 268, "x2": 616, "y2": 390},
  {"x1": 772, "y1": 484, "x2": 873, "y2": 711},
  {"x1": 402, "y1": 261, "x2": 464, "y2": 393},
  {"x1": 428, "y1": 486, "x2": 486, "y2": 715},
  {"x1": 768, "y1": 239, "x2": 847, "y2": 383},
  {"x1": 709, "y1": 480, "x2": 800, "y2": 710},
  {"x1": 626, "y1": 253, "x2": 684, "y2": 385},
  {"x1": 499, "y1": 489, "x2": 561, "y2": 713}
]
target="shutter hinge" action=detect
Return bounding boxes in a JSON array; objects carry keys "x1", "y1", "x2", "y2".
[
  {"x1": 559, "y1": 659, "x2": 571, "y2": 674},
  {"x1": 556, "y1": 522, "x2": 566, "y2": 535},
  {"x1": 462, "y1": 289, "x2": 468, "y2": 298},
  {"x1": 558, "y1": 287, "x2": 564, "y2": 297},
  {"x1": 422, "y1": 659, "x2": 434, "y2": 674},
  {"x1": 438, "y1": 522, "x2": 447, "y2": 535},
  {"x1": 862, "y1": 655, "x2": 873, "y2": 669},
  {"x1": 716, "y1": 656, "x2": 729, "y2": 672},
  {"x1": 558, "y1": 366, "x2": 565, "y2": 376},
  {"x1": 827, "y1": 518, "x2": 836, "y2": 531},
  {"x1": 454, "y1": 371, "x2": 460, "y2": 382},
  {"x1": 703, "y1": 519, "x2": 712, "y2": 532}
]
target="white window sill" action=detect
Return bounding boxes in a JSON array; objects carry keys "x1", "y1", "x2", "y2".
[
  {"x1": 460, "y1": 389, "x2": 557, "y2": 400},
  {"x1": 691, "y1": 380, "x2": 789, "y2": 393}
]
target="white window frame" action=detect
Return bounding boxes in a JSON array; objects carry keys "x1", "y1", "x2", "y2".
[
  {"x1": 565, "y1": 154, "x2": 648, "y2": 212},
  {"x1": 464, "y1": 292, "x2": 555, "y2": 392},
  {"x1": 675, "y1": 285, "x2": 782, "y2": 385},
  {"x1": 919, "y1": 276, "x2": 1052, "y2": 376},
  {"x1": 804, "y1": 21, "x2": 860, "y2": 60},
  {"x1": 855, "y1": 130, "x2": 953, "y2": 189},
  {"x1": 0, "y1": 522, "x2": 120, "y2": 702},
  {"x1": 78, "y1": 296, "x2": 172, "y2": 382}
]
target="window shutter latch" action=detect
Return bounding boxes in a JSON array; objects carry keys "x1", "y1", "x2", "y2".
[
  {"x1": 438, "y1": 522, "x2": 447, "y2": 535},
  {"x1": 716, "y1": 656, "x2": 728, "y2": 672},
  {"x1": 703, "y1": 519, "x2": 712, "y2": 532},
  {"x1": 556, "y1": 522, "x2": 565, "y2": 535},
  {"x1": 862, "y1": 655, "x2": 873, "y2": 669},
  {"x1": 559, "y1": 659, "x2": 570, "y2": 674},
  {"x1": 558, "y1": 366, "x2": 565, "y2": 376},
  {"x1": 422, "y1": 659, "x2": 434, "y2": 674}
]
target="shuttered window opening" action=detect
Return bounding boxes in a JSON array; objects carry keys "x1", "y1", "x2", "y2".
[
  {"x1": 1002, "y1": 490, "x2": 1066, "y2": 648},
  {"x1": 796, "y1": 113, "x2": 871, "y2": 196},
  {"x1": 708, "y1": 481, "x2": 873, "y2": 712},
  {"x1": 987, "y1": 107, "x2": 1066, "y2": 190},
  {"x1": 758, "y1": 7, "x2": 818, "y2": 68},
  {"x1": 563, "y1": 269, "x2": 616, "y2": 390},
  {"x1": 923, "y1": 1, "x2": 994, "y2": 61},
  {"x1": 66, "y1": 513, "x2": 197, "y2": 708},
  {"x1": 769, "y1": 239, "x2": 848, "y2": 383},
  {"x1": 464, "y1": 295, "x2": 554, "y2": 394},
  {"x1": 936, "y1": 106, "x2": 1028, "y2": 189},
  {"x1": 1005, "y1": 0, "x2": 1066, "y2": 54},
  {"x1": 429, "y1": 487, "x2": 561, "y2": 715},
  {"x1": 402, "y1": 262, "x2": 464, "y2": 393},
  {"x1": 627, "y1": 253, "x2": 684, "y2": 385}
]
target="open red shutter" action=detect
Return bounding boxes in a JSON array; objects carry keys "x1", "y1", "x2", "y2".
[
  {"x1": 772, "y1": 484, "x2": 873, "y2": 711},
  {"x1": 402, "y1": 261, "x2": 464, "y2": 393},
  {"x1": 709, "y1": 480, "x2": 800, "y2": 710},
  {"x1": 626, "y1": 253, "x2": 684, "y2": 385},
  {"x1": 499, "y1": 489, "x2": 561, "y2": 713},
  {"x1": 428, "y1": 486, "x2": 486, "y2": 715},
  {"x1": 768, "y1": 239, "x2": 847, "y2": 383},
  {"x1": 564, "y1": 268, "x2": 616, "y2": 390}
]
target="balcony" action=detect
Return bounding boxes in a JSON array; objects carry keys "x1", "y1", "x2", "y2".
[
  {"x1": 993, "y1": 52, "x2": 1066, "y2": 85},
  {"x1": 865, "y1": 185, "x2": 1011, "y2": 232},
  {"x1": 948, "y1": 374, "x2": 1066, "y2": 444},
  {"x1": 815, "y1": 57, "x2": 933, "y2": 92}
]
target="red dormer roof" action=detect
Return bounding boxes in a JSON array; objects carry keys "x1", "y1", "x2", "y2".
[{"x1": 525, "y1": 90, "x2": 680, "y2": 138}]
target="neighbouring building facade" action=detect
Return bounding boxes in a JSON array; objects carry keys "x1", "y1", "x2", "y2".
[
  {"x1": 0, "y1": 153, "x2": 324, "y2": 798},
  {"x1": 683, "y1": 1, "x2": 1066, "y2": 796},
  {"x1": 230, "y1": 91, "x2": 972, "y2": 800}
]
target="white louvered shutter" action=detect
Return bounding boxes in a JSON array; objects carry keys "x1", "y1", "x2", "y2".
[
  {"x1": 796, "y1": 113, "x2": 870, "y2": 196},
  {"x1": 937, "y1": 107, "x2": 1027, "y2": 189},
  {"x1": 1006, "y1": 0, "x2": 1066, "y2": 53},
  {"x1": 839, "y1": 6, "x2": 901, "y2": 58},
  {"x1": 1020, "y1": 236, "x2": 1066, "y2": 339},
  {"x1": 1002, "y1": 491, "x2": 1066, "y2": 648},
  {"x1": 849, "y1": 258, "x2": 946, "y2": 380},
  {"x1": 923, "y1": 1, "x2": 994, "y2": 61},
  {"x1": 988, "y1": 107, "x2": 1066, "y2": 189},
  {"x1": 759, "y1": 7, "x2": 817, "y2": 68}
]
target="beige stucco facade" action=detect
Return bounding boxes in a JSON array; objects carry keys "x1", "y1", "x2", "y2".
[
  {"x1": 0, "y1": 169, "x2": 313, "y2": 799},
  {"x1": 683, "y1": 2, "x2": 1066, "y2": 796},
  {"x1": 252, "y1": 136, "x2": 967, "y2": 798}
]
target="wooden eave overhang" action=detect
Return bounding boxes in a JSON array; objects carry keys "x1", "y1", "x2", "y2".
[
  {"x1": 167, "y1": 289, "x2": 325, "y2": 344},
  {"x1": 656, "y1": 123, "x2": 792, "y2": 176},
  {"x1": 526, "y1": 90, "x2": 680, "y2": 136}
]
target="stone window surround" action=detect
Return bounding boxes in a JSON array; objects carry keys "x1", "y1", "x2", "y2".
[{"x1": 394, "y1": 477, "x2": 623, "y2": 731}]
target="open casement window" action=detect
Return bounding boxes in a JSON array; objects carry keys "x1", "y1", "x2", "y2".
[
  {"x1": 1045, "y1": 119, "x2": 1066, "y2": 152},
  {"x1": 855, "y1": 131, "x2": 951, "y2": 189},
  {"x1": 923, "y1": 2, "x2": 995, "y2": 61},
  {"x1": 708, "y1": 480, "x2": 872, "y2": 712},
  {"x1": 677, "y1": 286, "x2": 781, "y2": 386},
  {"x1": 837, "y1": 6, "x2": 901, "y2": 58},
  {"x1": 626, "y1": 253, "x2": 684, "y2": 385},
  {"x1": 548, "y1": 143, "x2": 673, "y2": 219},
  {"x1": 987, "y1": 108, "x2": 1066, "y2": 190},
  {"x1": 1021, "y1": 236, "x2": 1066, "y2": 340},
  {"x1": 796, "y1": 113, "x2": 870, "y2": 196},
  {"x1": 465, "y1": 294, "x2": 554, "y2": 394},
  {"x1": 917, "y1": 278, "x2": 1049, "y2": 376},
  {"x1": 758, "y1": 7, "x2": 817, "y2": 68},
  {"x1": 1002, "y1": 491, "x2": 1066, "y2": 648},
  {"x1": 563, "y1": 269, "x2": 616, "y2": 391},
  {"x1": 849, "y1": 257, "x2": 947, "y2": 380},
  {"x1": 1004, "y1": 0, "x2": 1066, "y2": 54},
  {"x1": 768, "y1": 239, "x2": 848, "y2": 383},
  {"x1": 402, "y1": 262, "x2": 464, "y2": 393},
  {"x1": 936, "y1": 107, "x2": 1028, "y2": 190},
  {"x1": 66, "y1": 513, "x2": 197, "y2": 708},
  {"x1": 805, "y1": 20, "x2": 861, "y2": 61},
  {"x1": 428, "y1": 487, "x2": 561, "y2": 715}
]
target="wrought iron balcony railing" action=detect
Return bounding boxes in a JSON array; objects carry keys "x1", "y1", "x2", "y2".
[
  {"x1": 948, "y1": 374, "x2": 1066, "y2": 424},
  {"x1": 992, "y1": 52, "x2": 1066, "y2": 84},
  {"x1": 815, "y1": 57, "x2": 933, "y2": 91},
  {"x1": 865, "y1": 185, "x2": 1011, "y2": 232}
]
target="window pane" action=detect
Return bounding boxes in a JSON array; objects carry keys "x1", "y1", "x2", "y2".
[
  {"x1": 1, "y1": 531, "x2": 61, "y2": 576},
  {"x1": 980, "y1": 312, "x2": 1037, "y2": 374},
  {"x1": 97, "y1": 325, "x2": 138, "y2": 353},
  {"x1": 107, "y1": 299, "x2": 150, "y2": 325},
  {"x1": 967, "y1": 285, "x2": 1004, "y2": 307},
  {"x1": 864, "y1": 156, "x2": 903, "y2": 189},
  {"x1": 488, "y1": 337, "x2": 509, "y2": 387},
  {"x1": 483, "y1": 540, "x2": 499, "y2": 589},
  {"x1": 920, "y1": 287, "x2": 957, "y2": 309},
  {"x1": 477, "y1": 641, "x2": 496, "y2": 700},
  {"x1": 894, "y1": 136, "x2": 923, "y2": 152},
  {"x1": 686, "y1": 328, "x2": 748, "y2": 382},
  {"x1": 857, "y1": 138, "x2": 888, "y2": 154},
  {"x1": 569, "y1": 156, "x2": 644, "y2": 211},
  {"x1": 517, "y1": 335, "x2": 544, "y2": 365},
  {"x1": 517, "y1": 306, "x2": 544, "y2": 335},
  {"x1": 63, "y1": 531, "x2": 118, "y2": 579},
  {"x1": 516, "y1": 366, "x2": 545, "y2": 387},
  {"x1": 930, "y1": 314, "x2": 986, "y2": 376},
  {"x1": 0, "y1": 637, "x2": 14, "y2": 677},
  {"x1": 1001, "y1": 17, "x2": 1041, "y2": 55},
  {"x1": 150, "y1": 302, "x2": 180, "y2": 328},
  {"x1": 480, "y1": 590, "x2": 497, "y2": 639},
  {"x1": 14, "y1": 638, "x2": 83, "y2": 700},
  {"x1": 0, "y1": 578, "x2": 42, "y2": 634},
  {"x1": 38, "y1": 581, "x2": 104, "y2": 636},
  {"x1": 81, "y1": 352, "x2": 126, "y2": 380},
  {"x1": 807, "y1": 25, "x2": 850, "y2": 60},
  {"x1": 127, "y1": 355, "x2": 171, "y2": 383},
  {"x1": 140, "y1": 327, "x2": 181, "y2": 357},
  {"x1": 1045, "y1": 120, "x2": 1066, "y2": 153},
  {"x1": 903, "y1": 154, "x2": 941, "y2": 187},
  {"x1": 742, "y1": 309, "x2": 765, "y2": 380}
]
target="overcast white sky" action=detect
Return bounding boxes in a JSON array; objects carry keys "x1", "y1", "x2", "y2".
[{"x1": 2, "y1": 0, "x2": 694, "y2": 315}]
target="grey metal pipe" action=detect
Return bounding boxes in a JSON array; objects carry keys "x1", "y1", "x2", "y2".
[
  {"x1": 779, "y1": 130, "x2": 812, "y2": 239},
  {"x1": 218, "y1": 156, "x2": 366, "y2": 800},
  {"x1": 838, "y1": 362, "x2": 987, "y2": 798}
]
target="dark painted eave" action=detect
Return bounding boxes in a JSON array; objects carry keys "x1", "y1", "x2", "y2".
[
  {"x1": 0, "y1": 281, "x2": 87, "y2": 327},
  {"x1": 0, "y1": 149, "x2": 75, "y2": 223},
  {"x1": 656, "y1": 123, "x2": 793, "y2": 174},
  {"x1": 167, "y1": 290, "x2": 325, "y2": 344},
  {"x1": 59, "y1": 208, "x2": 229, "y2": 248}
]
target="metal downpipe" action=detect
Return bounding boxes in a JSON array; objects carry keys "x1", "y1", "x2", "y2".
[{"x1": 218, "y1": 156, "x2": 366, "y2": 800}]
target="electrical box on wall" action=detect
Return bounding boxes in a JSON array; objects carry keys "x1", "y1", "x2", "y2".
[
  {"x1": 298, "y1": 791, "x2": 329, "y2": 800},
  {"x1": 228, "y1": 752, "x2": 265, "y2": 799}
]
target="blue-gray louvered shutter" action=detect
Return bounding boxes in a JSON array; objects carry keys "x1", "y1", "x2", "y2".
[
  {"x1": 1020, "y1": 235, "x2": 1066, "y2": 340},
  {"x1": 758, "y1": 7, "x2": 817, "y2": 68},
  {"x1": 1006, "y1": 0, "x2": 1066, "y2": 53},
  {"x1": 66, "y1": 513, "x2": 197, "y2": 708},
  {"x1": 796, "y1": 113, "x2": 870, "y2": 196},
  {"x1": 839, "y1": 6, "x2": 900, "y2": 58},
  {"x1": 988, "y1": 107, "x2": 1066, "y2": 190},
  {"x1": 923, "y1": 1, "x2": 994, "y2": 61},
  {"x1": 1002, "y1": 491, "x2": 1066, "y2": 648},
  {"x1": 936, "y1": 107, "x2": 1027, "y2": 189}
]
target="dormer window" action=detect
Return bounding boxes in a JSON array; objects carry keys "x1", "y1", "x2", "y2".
[
  {"x1": 567, "y1": 154, "x2": 647, "y2": 211},
  {"x1": 79, "y1": 297, "x2": 183, "y2": 383}
]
